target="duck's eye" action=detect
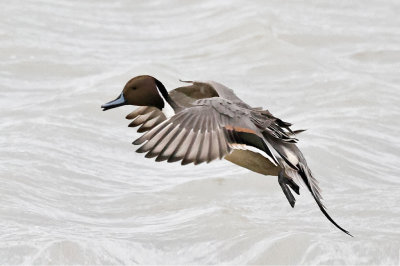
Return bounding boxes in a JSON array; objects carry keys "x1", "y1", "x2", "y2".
[{"x1": 132, "y1": 87, "x2": 137, "y2": 90}]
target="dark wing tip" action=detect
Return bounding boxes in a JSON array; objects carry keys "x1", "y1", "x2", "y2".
[
  {"x1": 293, "y1": 129, "x2": 307, "y2": 135},
  {"x1": 128, "y1": 120, "x2": 139, "y2": 127}
]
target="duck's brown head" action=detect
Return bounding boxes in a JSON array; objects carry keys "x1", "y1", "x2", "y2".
[{"x1": 101, "y1": 75, "x2": 169, "y2": 111}]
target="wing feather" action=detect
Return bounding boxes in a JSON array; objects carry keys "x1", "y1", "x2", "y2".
[
  {"x1": 125, "y1": 106, "x2": 154, "y2": 120},
  {"x1": 136, "y1": 123, "x2": 173, "y2": 153},
  {"x1": 217, "y1": 128, "x2": 230, "y2": 159},
  {"x1": 168, "y1": 130, "x2": 195, "y2": 163},
  {"x1": 128, "y1": 111, "x2": 158, "y2": 127},
  {"x1": 126, "y1": 106, "x2": 167, "y2": 133},
  {"x1": 156, "y1": 129, "x2": 188, "y2": 162},
  {"x1": 181, "y1": 131, "x2": 200, "y2": 165},
  {"x1": 133, "y1": 119, "x2": 170, "y2": 145},
  {"x1": 133, "y1": 98, "x2": 265, "y2": 165},
  {"x1": 207, "y1": 130, "x2": 219, "y2": 163},
  {"x1": 138, "y1": 115, "x2": 165, "y2": 133},
  {"x1": 145, "y1": 126, "x2": 181, "y2": 158}
]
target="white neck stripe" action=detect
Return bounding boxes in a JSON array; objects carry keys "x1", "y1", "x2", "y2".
[{"x1": 155, "y1": 84, "x2": 175, "y2": 119}]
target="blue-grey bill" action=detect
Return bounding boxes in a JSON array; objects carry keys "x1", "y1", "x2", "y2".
[{"x1": 101, "y1": 93, "x2": 126, "y2": 111}]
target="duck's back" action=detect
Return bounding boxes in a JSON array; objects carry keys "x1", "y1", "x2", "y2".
[{"x1": 170, "y1": 80, "x2": 248, "y2": 107}]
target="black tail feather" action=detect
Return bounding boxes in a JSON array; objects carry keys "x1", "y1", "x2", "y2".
[{"x1": 299, "y1": 163, "x2": 353, "y2": 237}]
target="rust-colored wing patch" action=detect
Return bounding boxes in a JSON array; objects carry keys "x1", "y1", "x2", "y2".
[{"x1": 224, "y1": 125, "x2": 256, "y2": 134}]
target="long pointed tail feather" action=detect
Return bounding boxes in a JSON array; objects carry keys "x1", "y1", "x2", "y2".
[{"x1": 299, "y1": 163, "x2": 353, "y2": 237}]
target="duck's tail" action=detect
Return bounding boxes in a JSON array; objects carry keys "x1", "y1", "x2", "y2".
[{"x1": 297, "y1": 162, "x2": 353, "y2": 237}]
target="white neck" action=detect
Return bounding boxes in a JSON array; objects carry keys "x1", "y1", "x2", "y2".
[
  {"x1": 155, "y1": 85, "x2": 175, "y2": 119},
  {"x1": 161, "y1": 101, "x2": 175, "y2": 119}
]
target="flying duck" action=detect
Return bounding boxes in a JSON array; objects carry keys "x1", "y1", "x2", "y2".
[{"x1": 101, "y1": 75, "x2": 351, "y2": 236}]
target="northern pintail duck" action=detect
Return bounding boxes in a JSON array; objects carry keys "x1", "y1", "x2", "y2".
[{"x1": 102, "y1": 75, "x2": 351, "y2": 236}]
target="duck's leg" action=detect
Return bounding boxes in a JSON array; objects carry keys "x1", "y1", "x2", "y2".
[{"x1": 278, "y1": 170, "x2": 298, "y2": 208}]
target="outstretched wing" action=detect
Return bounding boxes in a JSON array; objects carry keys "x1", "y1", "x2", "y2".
[
  {"x1": 132, "y1": 98, "x2": 277, "y2": 165},
  {"x1": 125, "y1": 106, "x2": 167, "y2": 133}
]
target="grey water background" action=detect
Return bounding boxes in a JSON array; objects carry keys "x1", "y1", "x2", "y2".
[{"x1": 1, "y1": 0, "x2": 400, "y2": 264}]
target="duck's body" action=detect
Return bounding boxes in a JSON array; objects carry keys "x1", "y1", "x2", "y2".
[
  {"x1": 126, "y1": 80, "x2": 281, "y2": 175},
  {"x1": 102, "y1": 75, "x2": 351, "y2": 236}
]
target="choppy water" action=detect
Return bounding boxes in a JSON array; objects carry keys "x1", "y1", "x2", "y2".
[{"x1": 1, "y1": 0, "x2": 400, "y2": 264}]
